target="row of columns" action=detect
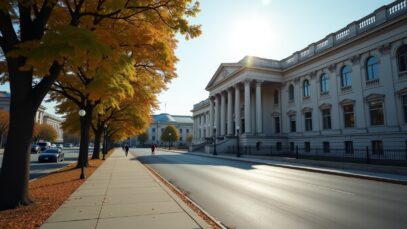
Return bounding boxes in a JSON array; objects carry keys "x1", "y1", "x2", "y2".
[
  {"x1": 193, "y1": 112, "x2": 209, "y2": 141},
  {"x1": 209, "y1": 79, "x2": 263, "y2": 137}
]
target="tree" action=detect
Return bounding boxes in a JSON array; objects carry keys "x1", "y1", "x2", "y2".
[
  {"x1": 161, "y1": 125, "x2": 179, "y2": 144},
  {"x1": 186, "y1": 133, "x2": 193, "y2": 146},
  {"x1": 37, "y1": 124, "x2": 58, "y2": 142},
  {"x1": 138, "y1": 132, "x2": 148, "y2": 146},
  {"x1": 0, "y1": 0, "x2": 201, "y2": 210},
  {"x1": 0, "y1": 109, "x2": 8, "y2": 147}
]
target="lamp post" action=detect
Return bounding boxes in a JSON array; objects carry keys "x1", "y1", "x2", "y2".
[
  {"x1": 168, "y1": 132, "x2": 172, "y2": 150},
  {"x1": 78, "y1": 109, "x2": 86, "y2": 179},
  {"x1": 236, "y1": 126, "x2": 240, "y2": 157},
  {"x1": 213, "y1": 126, "x2": 217, "y2": 155},
  {"x1": 102, "y1": 124, "x2": 108, "y2": 160}
]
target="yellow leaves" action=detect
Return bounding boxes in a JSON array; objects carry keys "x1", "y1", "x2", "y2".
[{"x1": 7, "y1": 25, "x2": 111, "y2": 76}]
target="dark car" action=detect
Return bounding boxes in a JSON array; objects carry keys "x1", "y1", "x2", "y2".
[
  {"x1": 38, "y1": 148, "x2": 64, "y2": 163},
  {"x1": 31, "y1": 144, "x2": 40, "y2": 154},
  {"x1": 38, "y1": 142, "x2": 51, "y2": 151}
]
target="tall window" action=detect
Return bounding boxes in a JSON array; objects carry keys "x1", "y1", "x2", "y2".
[
  {"x1": 180, "y1": 128, "x2": 183, "y2": 133},
  {"x1": 341, "y1": 65, "x2": 352, "y2": 87},
  {"x1": 323, "y1": 142, "x2": 330, "y2": 153},
  {"x1": 152, "y1": 128, "x2": 156, "y2": 132},
  {"x1": 322, "y1": 109, "x2": 331, "y2": 129},
  {"x1": 369, "y1": 100, "x2": 384, "y2": 126},
  {"x1": 303, "y1": 80, "x2": 310, "y2": 97},
  {"x1": 290, "y1": 142, "x2": 295, "y2": 152},
  {"x1": 320, "y1": 73, "x2": 329, "y2": 93},
  {"x1": 372, "y1": 140, "x2": 384, "y2": 155},
  {"x1": 397, "y1": 45, "x2": 407, "y2": 72},
  {"x1": 304, "y1": 112, "x2": 312, "y2": 131},
  {"x1": 274, "y1": 117, "x2": 280, "y2": 133},
  {"x1": 366, "y1": 56, "x2": 379, "y2": 81},
  {"x1": 290, "y1": 115, "x2": 296, "y2": 132},
  {"x1": 186, "y1": 129, "x2": 189, "y2": 133},
  {"x1": 274, "y1": 90, "x2": 279, "y2": 105},
  {"x1": 343, "y1": 104, "x2": 355, "y2": 128},
  {"x1": 304, "y1": 142, "x2": 311, "y2": 152},
  {"x1": 276, "y1": 142, "x2": 282, "y2": 151},
  {"x1": 345, "y1": 141, "x2": 354, "y2": 154},
  {"x1": 403, "y1": 95, "x2": 407, "y2": 123},
  {"x1": 289, "y1": 84, "x2": 294, "y2": 101}
]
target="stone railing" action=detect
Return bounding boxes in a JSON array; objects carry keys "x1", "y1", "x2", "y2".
[{"x1": 280, "y1": 0, "x2": 407, "y2": 69}]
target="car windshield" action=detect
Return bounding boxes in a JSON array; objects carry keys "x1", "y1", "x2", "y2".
[
  {"x1": 43, "y1": 149, "x2": 59, "y2": 154},
  {"x1": 38, "y1": 143, "x2": 47, "y2": 147}
]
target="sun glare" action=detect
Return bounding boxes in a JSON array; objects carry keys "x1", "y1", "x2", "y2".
[{"x1": 229, "y1": 14, "x2": 276, "y2": 57}]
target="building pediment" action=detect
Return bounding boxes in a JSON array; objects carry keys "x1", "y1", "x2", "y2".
[
  {"x1": 301, "y1": 107, "x2": 313, "y2": 113},
  {"x1": 205, "y1": 64, "x2": 243, "y2": 90},
  {"x1": 364, "y1": 93, "x2": 385, "y2": 102},
  {"x1": 287, "y1": 110, "x2": 297, "y2": 116},
  {"x1": 319, "y1": 103, "x2": 332, "y2": 110},
  {"x1": 338, "y1": 99, "x2": 356, "y2": 105}
]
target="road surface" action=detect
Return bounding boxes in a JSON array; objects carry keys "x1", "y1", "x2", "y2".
[
  {"x1": 132, "y1": 148, "x2": 407, "y2": 229},
  {"x1": 0, "y1": 148, "x2": 80, "y2": 180}
]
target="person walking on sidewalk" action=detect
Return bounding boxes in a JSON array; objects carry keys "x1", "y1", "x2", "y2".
[
  {"x1": 150, "y1": 144, "x2": 156, "y2": 155},
  {"x1": 124, "y1": 145, "x2": 129, "y2": 157}
]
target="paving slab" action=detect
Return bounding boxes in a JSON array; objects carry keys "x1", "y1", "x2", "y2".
[{"x1": 41, "y1": 149, "x2": 210, "y2": 229}]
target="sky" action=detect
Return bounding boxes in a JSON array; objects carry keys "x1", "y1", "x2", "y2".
[{"x1": 0, "y1": 0, "x2": 393, "y2": 116}]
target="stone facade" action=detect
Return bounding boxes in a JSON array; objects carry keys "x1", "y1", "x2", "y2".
[
  {"x1": 138, "y1": 113, "x2": 193, "y2": 146},
  {"x1": 192, "y1": 0, "x2": 407, "y2": 152}
]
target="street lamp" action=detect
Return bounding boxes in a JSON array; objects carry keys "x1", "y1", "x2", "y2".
[
  {"x1": 236, "y1": 126, "x2": 240, "y2": 157},
  {"x1": 168, "y1": 132, "x2": 172, "y2": 150},
  {"x1": 78, "y1": 109, "x2": 86, "y2": 179},
  {"x1": 213, "y1": 126, "x2": 217, "y2": 155},
  {"x1": 102, "y1": 124, "x2": 108, "y2": 160}
]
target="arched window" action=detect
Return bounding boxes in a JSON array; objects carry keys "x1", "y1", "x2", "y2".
[
  {"x1": 397, "y1": 45, "x2": 407, "y2": 72},
  {"x1": 303, "y1": 80, "x2": 310, "y2": 97},
  {"x1": 289, "y1": 84, "x2": 294, "y2": 101},
  {"x1": 273, "y1": 90, "x2": 279, "y2": 105},
  {"x1": 320, "y1": 73, "x2": 329, "y2": 92},
  {"x1": 341, "y1": 65, "x2": 352, "y2": 87},
  {"x1": 366, "y1": 56, "x2": 379, "y2": 81}
]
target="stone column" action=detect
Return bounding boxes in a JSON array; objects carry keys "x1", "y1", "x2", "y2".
[
  {"x1": 227, "y1": 89, "x2": 233, "y2": 135},
  {"x1": 256, "y1": 80, "x2": 263, "y2": 134},
  {"x1": 220, "y1": 92, "x2": 226, "y2": 136},
  {"x1": 235, "y1": 84, "x2": 241, "y2": 135},
  {"x1": 215, "y1": 95, "x2": 220, "y2": 136},
  {"x1": 209, "y1": 98, "x2": 214, "y2": 136},
  {"x1": 244, "y1": 79, "x2": 252, "y2": 134}
]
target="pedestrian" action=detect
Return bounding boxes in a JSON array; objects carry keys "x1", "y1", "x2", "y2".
[
  {"x1": 151, "y1": 144, "x2": 156, "y2": 155},
  {"x1": 125, "y1": 145, "x2": 129, "y2": 157}
]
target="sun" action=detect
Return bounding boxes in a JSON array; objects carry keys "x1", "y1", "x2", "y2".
[{"x1": 229, "y1": 14, "x2": 275, "y2": 57}]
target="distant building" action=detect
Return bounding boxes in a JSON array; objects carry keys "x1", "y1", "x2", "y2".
[
  {"x1": 192, "y1": 1, "x2": 407, "y2": 153},
  {"x1": 137, "y1": 113, "x2": 193, "y2": 146},
  {"x1": 0, "y1": 91, "x2": 63, "y2": 142}
]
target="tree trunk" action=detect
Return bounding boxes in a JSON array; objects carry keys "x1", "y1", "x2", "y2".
[
  {"x1": 77, "y1": 107, "x2": 93, "y2": 168},
  {"x1": 0, "y1": 68, "x2": 38, "y2": 210},
  {"x1": 92, "y1": 128, "x2": 103, "y2": 159}
]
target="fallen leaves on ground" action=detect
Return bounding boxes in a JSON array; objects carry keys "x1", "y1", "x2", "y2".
[{"x1": 0, "y1": 153, "x2": 111, "y2": 229}]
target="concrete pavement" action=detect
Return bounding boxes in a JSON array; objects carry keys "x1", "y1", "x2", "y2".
[{"x1": 41, "y1": 149, "x2": 211, "y2": 229}]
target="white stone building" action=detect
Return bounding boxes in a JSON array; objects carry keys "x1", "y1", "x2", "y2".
[
  {"x1": 0, "y1": 91, "x2": 64, "y2": 142},
  {"x1": 138, "y1": 113, "x2": 193, "y2": 146},
  {"x1": 192, "y1": 0, "x2": 407, "y2": 154}
]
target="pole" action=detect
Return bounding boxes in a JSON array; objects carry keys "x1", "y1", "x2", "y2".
[
  {"x1": 236, "y1": 129, "x2": 240, "y2": 157},
  {"x1": 213, "y1": 127, "x2": 217, "y2": 155}
]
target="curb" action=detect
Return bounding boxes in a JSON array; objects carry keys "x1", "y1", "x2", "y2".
[
  {"x1": 180, "y1": 151, "x2": 407, "y2": 186},
  {"x1": 141, "y1": 162, "x2": 227, "y2": 229}
]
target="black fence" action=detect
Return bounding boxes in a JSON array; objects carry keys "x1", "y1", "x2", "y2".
[{"x1": 226, "y1": 145, "x2": 407, "y2": 165}]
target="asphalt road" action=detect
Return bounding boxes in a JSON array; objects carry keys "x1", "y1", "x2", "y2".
[
  {"x1": 132, "y1": 148, "x2": 407, "y2": 229},
  {"x1": 0, "y1": 148, "x2": 80, "y2": 180}
]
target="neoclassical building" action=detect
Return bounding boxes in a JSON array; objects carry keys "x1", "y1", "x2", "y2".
[
  {"x1": 192, "y1": 0, "x2": 407, "y2": 153},
  {"x1": 135, "y1": 113, "x2": 193, "y2": 146}
]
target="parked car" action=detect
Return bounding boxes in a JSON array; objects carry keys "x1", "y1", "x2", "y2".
[
  {"x1": 38, "y1": 148, "x2": 64, "y2": 163},
  {"x1": 51, "y1": 144, "x2": 57, "y2": 148},
  {"x1": 38, "y1": 142, "x2": 51, "y2": 151},
  {"x1": 31, "y1": 144, "x2": 40, "y2": 154},
  {"x1": 64, "y1": 143, "x2": 73, "y2": 148}
]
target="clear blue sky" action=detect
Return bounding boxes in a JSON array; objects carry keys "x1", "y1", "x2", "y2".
[{"x1": 0, "y1": 0, "x2": 393, "y2": 116}]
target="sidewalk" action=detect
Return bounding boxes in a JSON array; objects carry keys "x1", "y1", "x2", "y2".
[
  {"x1": 163, "y1": 149, "x2": 407, "y2": 185},
  {"x1": 41, "y1": 149, "x2": 211, "y2": 229}
]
